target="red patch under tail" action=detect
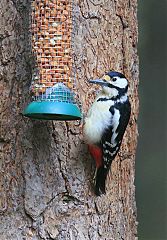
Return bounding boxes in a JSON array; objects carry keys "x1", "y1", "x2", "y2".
[
  {"x1": 88, "y1": 144, "x2": 107, "y2": 195},
  {"x1": 88, "y1": 144, "x2": 103, "y2": 168}
]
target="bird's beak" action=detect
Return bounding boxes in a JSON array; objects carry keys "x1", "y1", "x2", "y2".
[{"x1": 89, "y1": 79, "x2": 107, "y2": 86}]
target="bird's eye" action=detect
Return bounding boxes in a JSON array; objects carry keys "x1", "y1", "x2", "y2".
[{"x1": 112, "y1": 78, "x2": 117, "y2": 82}]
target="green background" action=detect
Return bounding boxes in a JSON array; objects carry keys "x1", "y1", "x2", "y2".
[{"x1": 136, "y1": 0, "x2": 167, "y2": 239}]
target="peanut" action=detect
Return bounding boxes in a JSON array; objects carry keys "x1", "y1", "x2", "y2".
[{"x1": 31, "y1": 0, "x2": 73, "y2": 94}]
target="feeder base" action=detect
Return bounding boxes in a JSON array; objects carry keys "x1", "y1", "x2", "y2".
[{"x1": 23, "y1": 101, "x2": 82, "y2": 120}]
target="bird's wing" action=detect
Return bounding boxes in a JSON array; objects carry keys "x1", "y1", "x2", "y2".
[
  {"x1": 102, "y1": 100, "x2": 131, "y2": 167},
  {"x1": 95, "y1": 100, "x2": 131, "y2": 195}
]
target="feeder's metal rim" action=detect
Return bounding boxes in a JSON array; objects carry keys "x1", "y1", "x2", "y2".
[{"x1": 23, "y1": 101, "x2": 82, "y2": 121}]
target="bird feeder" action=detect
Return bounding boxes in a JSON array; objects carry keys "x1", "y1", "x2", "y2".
[{"x1": 23, "y1": 0, "x2": 81, "y2": 120}]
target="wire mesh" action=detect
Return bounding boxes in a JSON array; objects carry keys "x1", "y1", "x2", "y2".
[{"x1": 30, "y1": 0, "x2": 75, "y2": 103}]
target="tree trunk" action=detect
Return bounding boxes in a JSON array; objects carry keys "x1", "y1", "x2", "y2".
[{"x1": 0, "y1": 0, "x2": 139, "y2": 239}]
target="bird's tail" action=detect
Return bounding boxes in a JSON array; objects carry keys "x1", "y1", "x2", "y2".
[{"x1": 94, "y1": 166, "x2": 108, "y2": 196}]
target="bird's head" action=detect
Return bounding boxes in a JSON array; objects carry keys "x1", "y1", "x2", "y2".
[{"x1": 89, "y1": 71, "x2": 128, "y2": 98}]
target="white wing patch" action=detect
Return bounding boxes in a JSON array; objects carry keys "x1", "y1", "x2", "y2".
[
  {"x1": 120, "y1": 94, "x2": 127, "y2": 103},
  {"x1": 110, "y1": 109, "x2": 120, "y2": 147}
]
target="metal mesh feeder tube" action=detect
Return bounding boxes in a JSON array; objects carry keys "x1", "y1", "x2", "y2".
[{"x1": 23, "y1": 0, "x2": 82, "y2": 120}]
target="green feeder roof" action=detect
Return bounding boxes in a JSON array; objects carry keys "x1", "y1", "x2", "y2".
[{"x1": 23, "y1": 83, "x2": 82, "y2": 120}]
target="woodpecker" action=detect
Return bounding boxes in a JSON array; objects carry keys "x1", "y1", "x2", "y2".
[{"x1": 83, "y1": 71, "x2": 131, "y2": 196}]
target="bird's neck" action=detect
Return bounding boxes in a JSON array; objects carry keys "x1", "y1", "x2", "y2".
[
  {"x1": 102, "y1": 88, "x2": 119, "y2": 98},
  {"x1": 96, "y1": 88, "x2": 128, "y2": 102}
]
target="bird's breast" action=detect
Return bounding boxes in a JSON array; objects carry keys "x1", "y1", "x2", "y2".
[{"x1": 83, "y1": 100, "x2": 113, "y2": 144}]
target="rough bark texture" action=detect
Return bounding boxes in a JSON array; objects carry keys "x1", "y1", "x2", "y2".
[{"x1": 0, "y1": 0, "x2": 139, "y2": 239}]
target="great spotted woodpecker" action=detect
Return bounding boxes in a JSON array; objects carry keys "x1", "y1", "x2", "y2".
[{"x1": 83, "y1": 71, "x2": 131, "y2": 196}]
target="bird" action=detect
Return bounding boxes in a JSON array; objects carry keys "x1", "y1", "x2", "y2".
[{"x1": 83, "y1": 71, "x2": 131, "y2": 196}]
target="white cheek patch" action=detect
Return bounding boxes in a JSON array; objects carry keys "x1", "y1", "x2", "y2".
[{"x1": 112, "y1": 77, "x2": 127, "y2": 89}]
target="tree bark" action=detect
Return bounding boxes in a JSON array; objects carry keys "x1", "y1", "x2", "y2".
[{"x1": 0, "y1": 0, "x2": 139, "y2": 239}]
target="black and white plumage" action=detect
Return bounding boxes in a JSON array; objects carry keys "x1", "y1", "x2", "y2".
[{"x1": 83, "y1": 71, "x2": 131, "y2": 196}]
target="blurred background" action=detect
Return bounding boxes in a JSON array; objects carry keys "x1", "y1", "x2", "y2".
[{"x1": 136, "y1": 0, "x2": 167, "y2": 239}]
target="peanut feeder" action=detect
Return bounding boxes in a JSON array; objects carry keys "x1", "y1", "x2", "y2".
[{"x1": 24, "y1": 0, "x2": 81, "y2": 120}]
